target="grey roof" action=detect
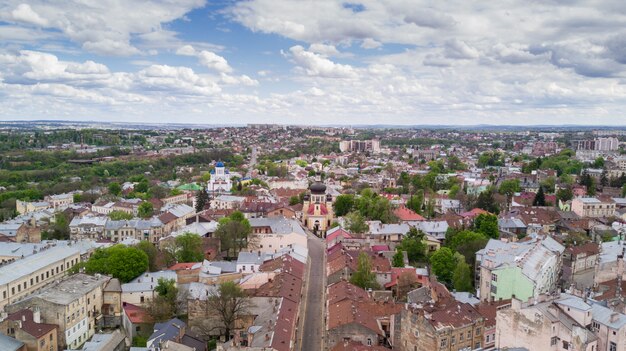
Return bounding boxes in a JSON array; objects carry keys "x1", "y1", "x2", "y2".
[
  {"x1": 590, "y1": 301, "x2": 626, "y2": 329},
  {"x1": 0, "y1": 246, "x2": 81, "y2": 285},
  {"x1": 148, "y1": 318, "x2": 187, "y2": 348},
  {"x1": 79, "y1": 330, "x2": 125, "y2": 351},
  {"x1": 105, "y1": 218, "x2": 163, "y2": 230},
  {"x1": 198, "y1": 260, "x2": 237, "y2": 276},
  {"x1": 36, "y1": 273, "x2": 110, "y2": 305},
  {"x1": 556, "y1": 294, "x2": 592, "y2": 312},
  {"x1": 186, "y1": 282, "x2": 218, "y2": 300},
  {"x1": 600, "y1": 241, "x2": 626, "y2": 265},
  {"x1": 498, "y1": 217, "x2": 527, "y2": 229},
  {"x1": 0, "y1": 334, "x2": 24, "y2": 351},
  {"x1": 237, "y1": 251, "x2": 267, "y2": 265},
  {"x1": 367, "y1": 221, "x2": 411, "y2": 235},
  {"x1": 123, "y1": 271, "x2": 177, "y2": 293},
  {"x1": 70, "y1": 216, "x2": 108, "y2": 227},
  {"x1": 248, "y1": 217, "x2": 306, "y2": 235},
  {"x1": 0, "y1": 223, "x2": 22, "y2": 236}
]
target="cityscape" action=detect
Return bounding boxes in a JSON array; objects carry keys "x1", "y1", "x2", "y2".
[{"x1": 2, "y1": 1, "x2": 626, "y2": 351}]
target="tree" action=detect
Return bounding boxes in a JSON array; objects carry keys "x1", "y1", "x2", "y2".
[
  {"x1": 556, "y1": 187, "x2": 574, "y2": 202},
  {"x1": 135, "y1": 241, "x2": 159, "y2": 272},
  {"x1": 406, "y1": 192, "x2": 424, "y2": 214},
  {"x1": 345, "y1": 211, "x2": 369, "y2": 234},
  {"x1": 475, "y1": 188, "x2": 499, "y2": 214},
  {"x1": 206, "y1": 281, "x2": 252, "y2": 341},
  {"x1": 333, "y1": 194, "x2": 355, "y2": 217},
  {"x1": 398, "y1": 227, "x2": 427, "y2": 264},
  {"x1": 108, "y1": 182, "x2": 122, "y2": 196},
  {"x1": 533, "y1": 186, "x2": 546, "y2": 206},
  {"x1": 350, "y1": 252, "x2": 380, "y2": 290},
  {"x1": 214, "y1": 211, "x2": 252, "y2": 258},
  {"x1": 392, "y1": 249, "x2": 404, "y2": 267},
  {"x1": 195, "y1": 188, "x2": 209, "y2": 212},
  {"x1": 396, "y1": 271, "x2": 418, "y2": 301},
  {"x1": 135, "y1": 179, "x2": 149, "y2": 193},
  {"x1": 46, "y1": 212, "x2": 70, "y2": 240},
  {"x1": 474, "y1": 214, "x2": 499, "y2": 239},
  {"x1": 85, "y1": 245, "x2": 148, "y2": 283},
  {"x1": 429, "y1": 247, "x2": 457, "y2": 286},
  {"x1": 448, "y1": 184, "x2": 460, "y2": 199},
  {"x1": 623, "y1": 184, "x2": 626, "y2": 197},
  {"x1": 137, "y1": 202, "x2": 154, "y2": 218},
  {"x1": 109, "y1": 210, "x2": 133, "y2": 220},
  {"x1": 453, "y1": 254, "x2": 473, "y2": 292},
  {"x1": 174, "y1": 233, "x2": 205, "y2": 263},
  {"x1": 498, "y1": 179, "x2": 521, "y2": 197},
  {"x1": 289, "y1": 195, "x2": 300, "y2": 206},
  {"x1": 147, "y1": 278, "x2": 179, "y2": 322}
]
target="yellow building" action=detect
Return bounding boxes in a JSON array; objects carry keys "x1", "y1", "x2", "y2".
[{"x1": 302, "y1": 180, "x2": 334, "y2": 236}]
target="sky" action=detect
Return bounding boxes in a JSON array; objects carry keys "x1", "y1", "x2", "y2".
[{"x1": 1, "y1": 1, "x2": 626, "y2": 126}]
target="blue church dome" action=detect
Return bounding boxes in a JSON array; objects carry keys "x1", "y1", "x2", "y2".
[{"x1": 216, "y1": 161, "x2": 224, "y2": 167}]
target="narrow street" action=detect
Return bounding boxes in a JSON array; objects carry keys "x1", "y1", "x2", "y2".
[{"x1": 299, "y1": 231, "x2": 326, "y2": 351}]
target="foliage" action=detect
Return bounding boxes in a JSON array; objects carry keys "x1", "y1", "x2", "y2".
[
  {"x1": 353, "y1": 189, "x2": 397, "y2": 223},
  {"x1": 333, "y1": 194, "x2": 355, "y2": 217},
  {"x1": 109, "y1": 210, "x2": 133, "y2": 220},
  {"x1": 445, "y1": 230, "x2": 488, "y2": 275},
  {"x1": 108, "y1": 182, "x2": 122, "y2": 196},
  {"x1": 345, "y1": 211, "x2": 369, "y2": 234},
  {"x1": 429, "y1": 247, "x2": 457, "y2": 286},
  {"x1": 452, "y1": 253, "x2": 473, "y2": 292},
  {"x1": 392, "y1": 249, "x2": 404, "y2": 267},
  {"x1": 533, "y1": 186, "x2": 546, "y2": 206},
  {"x1": 448, "y1": 184, "x2": 460, "y2": 199},
  {"x1": 623, "y1": 183, "x2": 626, "y2": 197},
  {"x1": 406, "y1": 192, "x2": 424, "y2": 214},
  {"x1": 556, "y1": 187, "x2": 574, "y2": 202},
  {"x1": 137, "y1": 202, "x2": 154, "y2": 218},
  {"x1": 474, "y1": 214, "x2": 499, "y2": 239},
  {"x1": 477, "y1": 151, "x2": 504, "y2": 168},
  {"x1": 289, "y1": 195, "x2": 301, "y2": 206},
  {"x1": 205, "y1": 281, "x2": 252, "y2": 341},
  {"x1": 523, "y1": 150, "x2": 583, "y2": 176},
  {"x1": 132, "y1": 336, "x2": 148, "y2": 347},
  {"x1": 498, "y1": 179, "x2": 521, "y2": 197},
  {"x1": 44, "y1": 212, "x2": 70, "y2": 240},
  {"x1": 135, "y1": 241, "x2": 159, "y2": 272},
  {"x1": 350, "y1": 252, "x2": 381, "y2": 290},
  {"x1": 396, "y1": 271, "x2": 418, "y2": 301},
  {"x1": 398, "y1": 227, "x2": 427, "y2": 264},
  {"x1": 475, "y1": 188, "x2": 499, "y2": 214},
  {"x1": 214, "y1": 211, "x2": 252, "y2": 258},
  {"x1": 174, "y1": 232, "x2": 205, "y2": 263},
  {"x1": 84, "y1": 245, "x2": 148, "y2": 283},
  {"x1": 195, "y1": 188, "x2": 209, "y2": 212}
]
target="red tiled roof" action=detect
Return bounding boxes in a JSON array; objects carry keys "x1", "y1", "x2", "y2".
[
  {"x1": 158, "y1": 212, "x2": 178, "y2": 224},
  {"x1": 271, "y1": 298, "x2": 298, "y2": 351},
  {"x1": 384, "y1": 268, "x2": 419, "y2": 289},
  {"x1": 123, "y1": 303, "x2": 152, "y2": 324},
  {"x1": 460, "y1": 208, "x2": 490, "y2": 219},
  {"x1": 326, "y1": 228, "x2": 352, "y2": 243},
  {"x1": 371, "y1": 245, "x2": 389, "y2": 252},
  {"x1": 168, "y1": 262, "x2": 199, "y2": 271},
  {"x1": 394, "y1": 205, "x2": 425, "y2": 221},
  {"x1": 307, "y1": 203, "x2": 329, "y2": 215},
  {"x1": 7, "y1": 309, "x2": 57, "y2": 339},
  {"x1": 476, "y1": 300, "x2": 511, "y2": 328}
]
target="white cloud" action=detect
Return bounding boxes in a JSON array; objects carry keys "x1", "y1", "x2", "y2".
[
  {"x1": 361, "y1": 38, "x2": 382, "y2": 49},
  {"x1": 444, "y1": 39, "x2": 479, "y2": 60},
  {"x1": 288, "y1": 45, "x2": 356, "y2": 78},
  {"x1": 10, "y1": 4, "x2": 48, "y2": 27},
  {"x1": 309, "y1": 43, "x2": 340, "y2": 57},
  {"x1": 176, "y1": 45, "x2": 233, "y2": 73}
]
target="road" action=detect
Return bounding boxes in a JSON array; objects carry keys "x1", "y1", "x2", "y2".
[{"x1": 298, "y1": 231, "x2": 326, "y2": 351}]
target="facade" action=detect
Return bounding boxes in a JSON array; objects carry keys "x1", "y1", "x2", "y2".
[
  {"x1": 339, "y1": 140, "x2": 381, "y2": 153},
  {"x1": 301, "y1": 180, "x2": 334, "y2": 236},
  {"x1": 6, "y1": 273, "x2": 110, "y2": 350},
  {"x1": 249, "y1": 217, "x2": 308, "y2": 253},
  {"x1": 207, "y1": 161, "x2": 233, "y2": 193},
  {"x1": 0, "y1": 309, "x2": 58, "y2": 351},
  {"x1": 0, "y1": 246, "x2": 81, "y2": 309},
  {"x1": 69, "y1": 216, "x2": 108, "y2": 240},
  {"x1": 476, "y1": 236, "x2": 565, "y2": 303},
  {"x1": 571, "y1": 197, "x2": 616, "y2": 218},
  {"x1": 104, "y1": 218, "x2": 164, "y2": 243},
  {"x1": 44, "y1": 193, "x2": 74, "y2": 210}
]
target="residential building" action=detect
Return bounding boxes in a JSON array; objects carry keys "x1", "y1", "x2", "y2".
[
  {"x1": 249, "y1": 216, "x2": 308, "y2": 253},
  {"x1": 476, "y1": 236, "x2": 565, "y2": 302},
  {"x1": 0, "y1": 246, "x2": 81, "y2": 309},
  {"x1": 121, "y1": 271, "x2": 177, "y2": 306},
  {"x1": 6, "y1": 273, "x2": 110, "y2": 350},
  {"x1": 0, "y1": 308, "x2": 58, "y2": 351},
  {"x1": 571, "y1": 197, "x2": 616, "y2": 218},
  {"x1": 69, "y1": 216, "x2": 108, "y2": 240},
  {"x1": 104, "y1": 218, "x2": 164, "y2": 243},
  {"x1": 339, "y1": 140, "x2": 381, "y2": 153}
]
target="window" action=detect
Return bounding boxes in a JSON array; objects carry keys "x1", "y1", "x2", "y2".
[
  {"x1": 367, "y1": 339, "x2": 372, "y2": 346},
  {"x1": 40, "y1": 339, "x2": 45, "y2": 347},
  {"x1": 475, "y1": 327, "x2": 481, "y2": 335},
  {"x1": 610, "y1": 342, "x2": 617, "y2": 351},
  {"x1": 460, "y1": 333, "x2": 464, "y2": 341},
  {"x1": 467, "y1": 330, "x2": 472, "y2": 338},
  {"x1": 451, "y1": 336, "x2": 456, "y2": 345},
  {"x1": 492, "y1": 274, "x2": 498, "y2": 282},
  {"x1": 551, "y1": 337, "x2": 558, "y2": 346},
  {"x1": 563, "y1": 341, "x2": 569, "y2": 350},
  {"x1": 440, "y1": 338, "x2": 447, "y2": 348}
]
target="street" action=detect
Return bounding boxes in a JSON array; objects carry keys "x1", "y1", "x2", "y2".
[{"x1": 299, "y1": 231, "x2": 326, "y2": 351}]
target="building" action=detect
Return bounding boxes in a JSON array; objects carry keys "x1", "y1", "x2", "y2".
[
  {"x1": 339, "y1": 140, "x2": 381, "y2": 153},
  {"x1": 249, "y1": 216, "x2": 308, "y2": 253},
  {"x1": 69, "y1": 216, "x2": 108, "y2": 240},
  {"x1": 6, "y1": 273, "x2": 110, "y2": 350},
  {"x1": 15, "y1": 201, "x2": 50, "y2": 215},
  {"x1": 0, "y1": 246, "x2": 81, "y2": 309},
  {"x1": 0, "y1": 308, "x2": 58, "y2": 351},
  {"x1": 476, "y1": 236, "x2": 565, "y2": 303},
  {"x1": 104, "y1": 218, "x2": 164, "y2": 243},
  {"x1": 0, "y1": 334, "x2": 26, "y2": 351},
  {"x1": 121, "y1": 271, "x2": 177, "y2": 306},
  {"x1": 571, "y1": 197, "x2": 616, "y2": 218},
  {"x1": 44, "y1": 193, "x2": 74, "y2": 210},
  {"x1": 207, "y1": 161, "x2": 233, "y2": 194},
  {"x1": 301, "y1": 179, "x2": 334, "y2": 236}
]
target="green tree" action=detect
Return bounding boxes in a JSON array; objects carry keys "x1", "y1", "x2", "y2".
[
  {"x1": 108, "y1": 182, "x2": 122, "y2": 196},
  {"x1": 429, "y1": 247, "x2": 457, "y2": 286},
  {"x1": 333, "y1": 194, "x2": 355, "y2": 217},
  {"x1": 448, "y1": 184, "x2": 461, "y2": 199},
  {"x1": 147, "y1": 278, "x2": 179, "y2": 322},
  {"x1": 109, "y1": 210, "x2": 133, "y2": 220},
  {"x1": 135, "y1": 241, "x2": 159, "y2": 272},
  {"x1": 406, "y1": 192, "x2": 424, "y2": 214},
  {"x1": 474, "y1": 214, "x2": 499, "y2": 239},
  {"x1": 556, "y1": 187, "x2": 574, "y2": 203},
  {"x1": 85, "y1": 245, "x2": 148, "y2": 283},
  {"x1": 398, "y1": 227, "x2": 427, "y2": 264},
  {"x1": 533, "y1": 186, "x2": 546, "y2": 206},
  {"x1": 214, "y1": 211, "x2": 252, "y2": 258},
  {"x1": 345, "y1": 211, "x2": 369, "y2": 234},
  {"x1": 392, "y1": 249, "x2": 404, "y2": 267},
  {"x1": 476, "y1": 188, "x2": 499, "y2": 214},
  {"x1": 135, "y1": 179, "x2": 149, "y2": 193},
  {"x1": 350, "y1": 252, "x2": 380, "y2": 290},
  {"x1": 195, "y1": 188, "x2": 209, "y2": 212},
  {"x1": 453, "y1": 253, "x2": 473, "y2": 292},
  {"x1": 46, "y1": 212, "x2": 70, "y2": 240},
  {"x1": 206, "y1": 281, "x2": 252, "y2": 341},
  {"x1": 174, "y1": 233, "x2": 205, "y2": 263},
  {"x1": 623, "y1": 184, "x2": 626, "y2": 197},
  {"x1": 289, "y1": 195, "x2": 301, "y2": 206},
  {"x1": 137, "y1": 202, "x2": 154, "y2": 218},
  {"x1": 498, "y1": 179, "x2": 521, "y2": 197}
]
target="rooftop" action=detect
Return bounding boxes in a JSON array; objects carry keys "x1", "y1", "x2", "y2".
[
  {"x1": 37, "y1": 273, "x2": 110, "y2": 305},
  {"x1": 0, "y1": 246, "x2": 81, "y2": 285}
]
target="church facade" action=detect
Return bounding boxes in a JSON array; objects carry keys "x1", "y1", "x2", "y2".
[
  {"x1": 302, "y1": 180, "x2": 334, "y2": 236},
  {"x1": 207, "y1": 161, "x2": 232, "y2": 194}
]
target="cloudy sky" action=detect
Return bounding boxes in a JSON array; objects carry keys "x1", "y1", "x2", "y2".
[{"x1": 1, "y1": 0, "x2": 626, "y2": 125}]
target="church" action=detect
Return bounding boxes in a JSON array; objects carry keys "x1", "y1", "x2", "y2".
[
  {"x1": 302, "y1": 178, "x2": 334, "y2": 236},
  {"x1": 207, "y1": 161, "x2": 232, "y2": 194}
]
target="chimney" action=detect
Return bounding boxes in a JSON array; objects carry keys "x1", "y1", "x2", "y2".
[{"x1": 33, "y1": 308, "x2": 41, "y2": 323}]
